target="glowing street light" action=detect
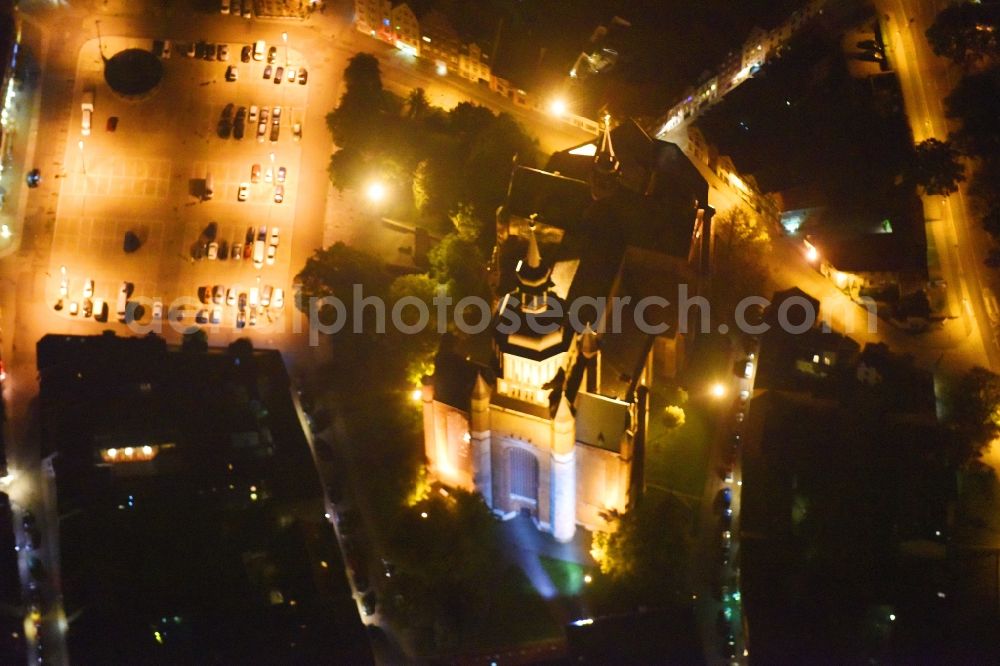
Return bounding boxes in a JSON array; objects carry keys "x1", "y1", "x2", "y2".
[
  {"x1": 0, "y1": 224, "x2": 10, "y2": 240},
  {"x1": 410, "y1": 388, "x2": 422, "y2": 402},
  {"x1": 548, "y1": 98, "x2": 568, "y2": 117},
  {"x1": 711, "y1": 382, "x2": 727, "y2": 399},
  {"x1": 435, "y1": 61, "x2": 447, "y2": 76},
  {"x1": 366, "y1": 180, "x2": 387, "y2": 204},
  {"x1": 804, "y1": 241, "x2": 818, "y2": 263}
]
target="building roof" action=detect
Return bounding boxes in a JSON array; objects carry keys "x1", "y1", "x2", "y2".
[
  {"x1": 810, "y1": 232, "x2": 928, "y2": 274},
  {"x1": 575, "y1": 392, "x2": 630, "y2": 453},
  {"x1": 505, "y1": 166, "x2": 592, "y2": 231}
]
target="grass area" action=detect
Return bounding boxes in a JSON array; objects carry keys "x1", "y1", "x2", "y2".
[
  {"x1": 470, "y1": 565, "x2": 563, "y2": 650},
  {"x1": 644, "y1": 381, "x2": 715, "y2": 501},
  {"x1": 539, "y1": 556, "x2": 589, "y2": 598}
]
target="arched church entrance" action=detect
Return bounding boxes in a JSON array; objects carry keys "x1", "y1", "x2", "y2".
[{"x1": 507, "y1": 447, "x2": 539, "y2": 515}]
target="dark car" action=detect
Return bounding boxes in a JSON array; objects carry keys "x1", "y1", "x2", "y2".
[
  {"x1": 28, "y1": 556, "x2": 47, "y2": 581},
  {"x1": 26, "y1": 168, "x2": 41, "y2": 187},
  {"x1": 194, "y1": 41, "x2": 207, "y2": 59},
  {"x1": 233, "y1": 109, "x2": 246, "y2": 139},
  {"x1": 245, "y1": 226, "x2": 255, "y2": 245},
  {"x1": 240, "y1": 45, "x2": 252, "y2": 63},
  {"x1": 218, "y1": 239, "x2": 229, "y2": 260},
  {"x1": 106, "y1": 116, "x2": 118, "y2": 132},
  {"x1": 269, "y1": 122, "x2": 279, "y2": 142},
  {"x1": 720, "y1": 487, "x2": 732, "y2": 507},
  {"x1": 298, "y1": 68, "x2": 308, "y2": 85}
]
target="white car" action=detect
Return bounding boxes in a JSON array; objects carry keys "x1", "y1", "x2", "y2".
[
  {"x1": 292, "y1": 122, "x2": 301, "y2": 141},
  {"x1": 59, "y1": 276, "x2": 68, "y2": 297},
  {"x1": 273, "y1": 185, "x2": 284, "y2": 203},
  {"x1": 210, "y1": 306, "x2": 222, "y2": 324},
  {"x1": 226, "y1": 287, "x2": 237, "y2": 306},
  {"x1": 152, "y1": 301, "x2": 163, "y2": 321},
  {"x1": 207, "y1": 242, "x2": 219, "y2": 260},
  {"x1": 286, "y1": 68, "x2": 296, "y2": 83},
  {"x1": 69, "y1": 301, "x2": 79, "y2": 316},
  {"x1": 744, "y1": 360, "x2": 754, "y2": 378},
  {"x1": 261, "y1": 284, "x2": 272, "y2": 307},
  {"x1": 82, "y1": 278, "x2": 94, "y2": 298},
  {"x1": 266, "y1": 244, "x2": 276, "y2": 265},
  {"x1": 237, "y1": 183, "x2": 249, "y2": 201},
  {"x1": 271, "y1": 287, "x2": 284, "y2": 309},
  {"x1": 248, "y1": 105, "x2": 258, "y2": 125},
  {"x1": 276, "y1": 166, "x2": 286, "y2": 184},
  {"x1": 252, "y1": 240, "x2": 265, "y2": 269},
  {"x1": 269, "y1": 226, "x2": 279, "y2": 246}
]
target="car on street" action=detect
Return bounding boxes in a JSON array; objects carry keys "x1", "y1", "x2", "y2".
[
  {"x1": 269, "y1": 226, "x2": 279, "y2": 245},
  {"x1": 238, "y1": 292, "x2": 247, "y2": 311},
  {"x1": 212, "y1": 285, "x2": 224, "y2": 304},
  {"x1": 267, "y1": 46, "x2": 277, "y2": 64},
  {"x1": 210, "y1": 306, "x2": 222, "y2": 324},
  {"x1": 272, "y1": 288, "x2": 284, "y2": 309},
  {"x1": 218, "y1": 239, "x2": 229, "y2": 260},
  {"x1": 227, "y1": 288, "x2": 237, "y2": 306},
  {"x1": 231, "y1": 243, "x2": 242, "y2": 260},
  {"x1": 269, "y1": 123, "x2": 280, "y2": 142},
  {"x1": 82, "y1": 278, "x2": 94, "y2": 298},
  {"x1": 198, "y1": 286, "x2": 211, "y2": 303},
  {"x1": 225, "y1": 65, "x2": 238, "y2": 82},
  {"x1": 298, "y1": 68, "x2": 308, "y2": 84},
  {"x1": 276, "y1": 166, "x2": 286, "y2": 183},
  {"x1": 266, "y1": 244, "x2": 277, "y2": 265},
  {"x1": 152, "y1": 301, "x2": 163, "y2": 321},
  {"x1": 207, "y1": 241, "x2": 219, "y2": 259},
  {"x1": 237, "y1": 183, "x2": 249, "y2": 201},
  {"x1": 253, "y1": 240, "x2": 265, "y2": 269},
  {"x1": 250, "y1": 163, "x2": 261, "y2": 183},
  {"x1": 743, "y1": 358, "x2": 754, "y2": 378},
  {"x1": 242, "y1": 0, "x2": 252, "y2": 18},
  {"x1": 257, "y1": 121, "x2": 267, "y2": 141},
  {"x1": 261, "y1": 284, "x2": 272, "y2": 307},
  {"x1": 106, "y1": 116, "x2": 118, "y2": 131},
  {"x1": 218, "y1": 43, "x2": 229, "y2": 61},
  {"x1": 286, "y1": 67, "x2": 297, "y2": 83},
  {"x1": 196, "y1": 309, "x2": 209, "y2": 324},
  {"x1": 243, "y1": 243, "x2": 253, "y2": 260},
  {"x1": 236, "y1": 310, "x2": 246, "y2": 328},
  {"x1": 27, "y1": 168, "x2": 41, "y2": 187},
  {"x1": 59, "y1": 275, "x2": 68, "y2": 297},
  {"x1": 248, "y1": 104, "x2": 258, "y2": 125},
  {"x1": 240, "y1": 45, "x2": 251, "y2": 62},
  {"x1": 273, "y1": 66, "x2": 284, "y2": 84},
  {"x1": 292, "y1": 122, "x2": 302, "y2": 141},
  {"x1": 273, "y1": 185, "x2": 284, "y2": 203},
  {"x1": 263, "y1": 64, "x2": 272, "y2": 80}
]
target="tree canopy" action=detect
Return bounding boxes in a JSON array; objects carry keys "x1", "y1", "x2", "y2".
[
  {"x1": 906, "y1": 138, "x2": 966, "y2": 196},
  {"x1": 946, "y1": 67, "x2": 1000, "y2": 158},
  {"x1": 945, "y1": 366, "x2": 1000, "y2": 464},
  {"x1": 926, "y1": 2, "x2": 1000, "y2": 66}
]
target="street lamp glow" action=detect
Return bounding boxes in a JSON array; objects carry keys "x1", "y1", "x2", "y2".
[
  {"x1": 583, "y1": 574, "x2": 593, "y2": 584},
  {"x1": 366, "y1": 180, "x2": 387, "y2": 204},
  {"x1": 0, "y1": 224, "x2": 10, "y2": 239},
  {"x1": 711, "y1": 382, "x2": 726, "y2": 399},
  {"x1": 804, "y1": 242, "x2": 818, "y2": 262},
  {"x1": 548, "y1": 98, "x2": 567, "y2": 117},
  {"x1": 436, "y1": 62, "x2": 447, "y2": 76}
]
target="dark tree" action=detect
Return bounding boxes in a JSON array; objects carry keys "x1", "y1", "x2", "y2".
[
  {"x1": 926, "y1": 2, "x2": 1000, "y2": 66},
  {"x1": 945, "y1": 366, "x2": 1000, "y2": 464},
  {"x1": 123, "y1": 231, "x2": 141, "y2": 253},
  {"x1": 327, "y1": 53, "x2": 386, "y2": 148},
  {"x1": 427, "y1": 233, "x2": 490, "y2": 304},
  {"x1": 906, "y1": 138, "x2": 966, "y2": 195},
  {"x1": 295, "y1": 242, "x2": 390, "y2": 311},
  {"x1": 181, "y1": 328, "x2": 208, "y2": 353},
  {"x1": 406, "y1": 87, "x2": 430, "y2": 120},
  {"x1": 946, "y1": 68, "x2": 1000, "y2": 157},
  {"x1": 983, "y1": 206, "x2": 1000, "y2": 238}
]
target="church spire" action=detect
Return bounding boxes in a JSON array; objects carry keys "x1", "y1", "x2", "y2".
[
  {"x1": 526, "y1": 216, "x2": 542, "y2": 269},
  {"x1": 593, "y1": 113, "x2": 619, "y2": 176}
]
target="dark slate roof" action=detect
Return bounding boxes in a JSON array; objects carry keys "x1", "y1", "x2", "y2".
[
  {"x1": 575, "y1": 392, "x2": 629, "y2": 453},
  {"x1": 432, "y1": 350, "x2": 492, "y2": 412},
  {"x1": 809, "y1": 232, "x2": 928, "y2": 274},
  {"x1": 505, "y1": 167, "x2": 592, "y2": 231}
]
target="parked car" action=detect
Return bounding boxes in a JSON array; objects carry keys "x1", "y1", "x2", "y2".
[
  {"x1": 273, "y1": 66, "x2": 284, "y2": 84},
  {"x1": 217, "y1": 43, "x2": 229, "y2": 61},
  {"x1": 269, "y1": 226, "x2": 280, "y2": 245},
  {"x1": 251, "y1": 163, "x2": 261, "y2": 183},
  {"x1": 240, "y1": 45, "x2": 252, "y2": 62},
  {"x1": 212, "y1": 285, "x2": 224, "y2": 304},
  {"x1": 82, "y1": 298, "x2": 93, "y2": 317},
  {"x1": 218, "y1": 239, "x2": 229, "y2": 260},
  {"x1": 292, "y1": 122, "x2": 302, "y2": 141},
  {"x1": 226, "y1": 288, "x2": 237, "y2": 306},
  {"x1": 267, "y1": 46, "x2": 277, "y2": 64},
  {"x1": 237, "y1": 183, "x2": 249, "y2": 201},
  {"x1": 271, "y1": 287, "x2": 284, "y2": 309},
  {"x1": 106, "y1": 116, "x2": 118, "y2": 131},
  {"x1": 298, "y1": 68, "x2": 308, "y2": 84},
  {"x1": 273, "y1": 184, "x2": 284, "y2": 203},
  {"x1": 210, "y1": 306, "x2": 222, "y2": 324},
  {"x1": 263, "y1": 64, "x2": 272, "y2": 80},
  {"x1": 236, "y1": 310, "x2": 246, "y2": 328},
  {"x1": 266, "y1": 244, "x2": 277, "y2": 265},
  {"x1": 198, "y1": 286, "x2": 211, "y2": 304},
  {"x1": 248, "y1": 104, "x2": 259, "y2": 126},
  {"x1": 276, "y1": 166, "x2": 286, "y2": 183},
  {"x1": 231, "y1": 243, "x2": 242, "y2": 260},
  {"x1": 196, "y1": 309, "x2": 209, "y2": 324},
  {"x1": 286, "y1": 67, "x2": 297, "y2": 83},
  {"x1": 245, "y1": 226, "x2": 255, "y2": 245},
  {"x1": 225, "y1": 65, "x2": 238, "y2": 82},
  {"x1": 82, "y1": 278, "x2": 94, "y2": 298},
  {"x1": 152, "y1": 301, "x2": 163, "y2": 321},
  {"x1": 207, "y1": 242, "x2": 219, "y2": 260}
]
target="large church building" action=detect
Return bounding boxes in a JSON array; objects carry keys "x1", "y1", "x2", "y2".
[{"x1": 422, "y1": 119, "x2": 712, "y2": 542}]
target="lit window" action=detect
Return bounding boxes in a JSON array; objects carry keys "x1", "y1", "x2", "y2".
[{"x1": 812, "y1": 354, "x2": 820, "y2": 364}]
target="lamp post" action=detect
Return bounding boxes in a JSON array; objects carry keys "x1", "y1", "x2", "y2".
[{"x1": 282, "y1": 32, "x2": 288, "y2": 67}]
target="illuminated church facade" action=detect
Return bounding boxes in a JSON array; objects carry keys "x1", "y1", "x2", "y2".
[{"x1": 422, "y1": 119, "x2": 713, "y2": 542}]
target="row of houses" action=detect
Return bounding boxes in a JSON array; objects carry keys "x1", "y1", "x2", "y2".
[
  {"x1": 352, "y1": 0, "x2": 601, "y2": 135},
  {"x1": 651, "y1": 0, "x2": 829, "y2": 138}
]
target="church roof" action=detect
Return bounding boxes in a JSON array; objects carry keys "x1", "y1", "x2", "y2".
[
  {"x1": 505, "y1": 167, "x2": 592, "y2": 231},
  {"x1": 575, "y1": 392, "x2": 629, "y2": 453}
]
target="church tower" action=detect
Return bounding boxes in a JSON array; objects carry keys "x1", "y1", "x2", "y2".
[{"x1": 590, "y1": 113, "x2": 620, "y2": 201}]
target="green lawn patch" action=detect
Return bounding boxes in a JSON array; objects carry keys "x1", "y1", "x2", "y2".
[
  {"x1": 471, "y1": 565, "x2": 562, "y2": 650},
  {"x1": 539, "y1": 556, "x2": 589, "y2": 597},
  {"x1": 645, "y1": 382, "x2": 715, "y2": 501}
]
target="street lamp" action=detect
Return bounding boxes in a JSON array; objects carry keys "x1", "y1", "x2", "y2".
[
  {"x1": 365, "y1": 180, "x2": 387, "y2": 204},
  {"x1": 711, "y1": 382, "x2": 727, "y2": 399},
  {"x1": 0, "y1": 224, "x2": 10, "y2": 240},
  {"x1": 282, "y1": 32, "x2": 289, "y2": 67},
  {"x1": 548, "y1": 98, "x2": 567, "y2": 117}
]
